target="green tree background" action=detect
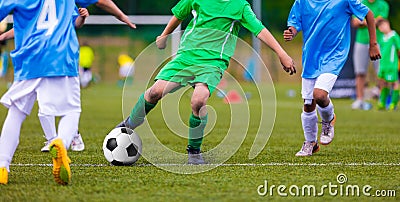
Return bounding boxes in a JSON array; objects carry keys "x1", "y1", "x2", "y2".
[{"x1": 75, "y1": 0, "x2": 399, "y2": 82}]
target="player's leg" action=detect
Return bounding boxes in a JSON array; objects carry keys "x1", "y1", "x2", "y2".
[
  {"x1": 57, "y1": 112, "x2": 80, "y2": 150},
  {"x1": 49, "y1": 108, "x2": 79, "y2": 185},
  {"x1": 296, "y1": 78, "x2": 319, "y2": 157},
  {"x1": 389, "y1": 81, "x2": 399, "y2": 110},
  {"x1": 0, "y1": 105, "x2": 27, "y2": 184},
  {"x1": 378, "y1": 79, "x2": 390, "y2": 110},
  {"x1": 38, "y1": 113, "x2": 57, "y2": 152},
  {"x1": 117, "y1": 79, "x2": 180, "y2": 129},
  {"x1": 187, "y1": 83, "x2": 209, "y2": 164},
  {"x1": 314, "y1": 73, "x2": 337, "y2": 145},
  {"x1": 38, "y1": 77, "x2": 80, "y2": 185},
  {"x1": 0, "y1": 80, "x2": 37, "y2": 184},
  {"x1": 352, "y1": 43, "x2": 370, "y2": 109}
]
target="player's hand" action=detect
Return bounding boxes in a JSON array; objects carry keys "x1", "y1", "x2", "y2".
[
  {"x1": 283, "y1": 27, "x2": 297, "y2": 42},
  {"x1": 279, "y1": 53, "x2": 296, "y2": 75},
  {"x1": 369, "y1": 43, "x2": 381, "y2": 61},
  {"x1": 156, "y1": 35, "x2": 168, "y2": 50},
  {"x1": 78, "y1": 8, "x2": 89, "y2": 18},
  {"x1": 119, "y1": 14, "x2": 136, "y2": 29}
]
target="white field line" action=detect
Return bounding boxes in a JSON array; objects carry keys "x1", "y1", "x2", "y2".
[{"x1": 11, "y1": 162, "x2": 400, "y2": 167}]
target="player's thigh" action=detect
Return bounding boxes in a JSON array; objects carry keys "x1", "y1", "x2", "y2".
[
  {"x1": 190, "y1": 69, "x2": 222, "y2": 95},
  {"x1": 147, "y1": 79, "x2": 181, "y2": 97},
  {"x1": 353, "y1": 43, "x2": 370, "y2": 75},
  {"x1": 36, "y1": 76, "x2": 81, "y2": 116}
]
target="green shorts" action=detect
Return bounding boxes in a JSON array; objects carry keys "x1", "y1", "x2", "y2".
[
  {"x1": 155, "y1": 57, "x2": 225, "y2": 94},
  {"x1": 378, "y1": 66, "x2": 398, "y2": 82}
]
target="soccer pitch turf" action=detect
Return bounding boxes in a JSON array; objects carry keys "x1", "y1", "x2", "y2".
[{"x1": 0, "y1": 82, "x2": 399, "y2": 201}]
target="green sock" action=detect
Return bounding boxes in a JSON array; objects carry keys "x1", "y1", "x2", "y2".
[
  {"x1": 128, "y1": 93, "x2": 157, "y2": 129},
  {"x1": 188, "y1": 113, "x2": 208, "y2": 150},
  {"x1": 391, "y1": 89, "x2": 399, "y2": 106},
  {"x1": 379, "y1": 87, "x2": 390, "y2": 106}
]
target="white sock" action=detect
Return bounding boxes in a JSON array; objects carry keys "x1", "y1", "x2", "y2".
[
  {"x1": 0, "y1": 106, "x2": 27, "y2": 171},
  {"x1": 57, "y1": 112, "x2": 80, "y2": 150},
  {"x1": 317, "y1": 101, "x2": 334, "y2": 122},
  {"x1": 38, "y1": 113, "x2": 57, "y2": 141},
  {"x1": 301, "y1": 110, "x2": 318, "y2": 142}
]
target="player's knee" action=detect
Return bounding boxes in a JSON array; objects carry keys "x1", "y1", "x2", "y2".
[
  {"x1": 313, "y1": 91, "x2": 329, "y2": 107},
  {"x1": 191, "y1": 97, "x2": 207, "y2": 113},
  {"x1": 146, "y1": 88, "x2": 163, "y2": 102}
]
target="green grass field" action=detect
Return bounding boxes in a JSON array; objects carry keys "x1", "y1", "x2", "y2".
[{"x1": 0, "y1": 82, "x2": 399, "y2": 201}]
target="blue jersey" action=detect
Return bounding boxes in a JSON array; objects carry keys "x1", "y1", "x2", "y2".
[
  {"x1": 72, "y1": 7, "x2": 79, "y2": 25},
  {"x1": 287, "y1": 0, "x2": 369, "y2": 79},
  {"x1": 0, "y1": 0, "x2": 97, "y2": 81}
]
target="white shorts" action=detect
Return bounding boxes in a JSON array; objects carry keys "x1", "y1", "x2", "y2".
[
  {"x1": 0, "y1": 76, "x2": 81, "y2": 116},
  {"x1": 119, "y1": 63, "x2": 134, "y2": 78},
  {"x1": 353, "y1": 42, "x2": 379, "y2": 75},
  {"x1": 302, "y1": 73, "x2": 338, "y2": 100}
]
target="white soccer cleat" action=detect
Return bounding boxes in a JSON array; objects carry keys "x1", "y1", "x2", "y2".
[
  {"x1": 295, "y1": 141, "x2": 320, "y2": 157},
  {"x1": 351, "y1": 99, "x2": 363, "y2": 110},
  {"x1": 70, "y1": 132, "x2": 85, "y2": 152},
  {"x1": 41, "y1": 141, "x2": 51, "y2": 152},
  {"x1": 320, "y1": 114, "x2": 336, "y2": 145}
]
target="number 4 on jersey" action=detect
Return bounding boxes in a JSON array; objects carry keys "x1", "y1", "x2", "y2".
[{"x1": 37, "y1": 0, "x2": 59, "y2": 36}]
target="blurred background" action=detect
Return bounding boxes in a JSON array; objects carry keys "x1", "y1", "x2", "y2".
[{"x1": 1, "y1": 0, "x2": 399, "y2": 86}]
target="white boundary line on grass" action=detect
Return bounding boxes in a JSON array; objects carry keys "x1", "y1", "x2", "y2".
[{"x1": 11, "y1": 162, "x2": 400, "y2": 167}]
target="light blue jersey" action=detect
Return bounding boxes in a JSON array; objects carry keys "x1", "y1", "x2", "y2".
[
  {"x1": 0, "y1": 0, "x2": 97, "y2": 81},
  {"x1": 287, "y1": 0, "x2": 369, "y2": 79},
  {"x1": 72, "y1": 7, "x2": 80, "y2": 24}
]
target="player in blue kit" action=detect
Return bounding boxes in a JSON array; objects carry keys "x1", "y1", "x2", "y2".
[
  {"x1": 0, "y1": 0, "x2": 135, "y2": 185},
  {"x1": 0, "y1": 7, "x2": 90, "y2": 153},
  {"x1": 283, "y1": 0, "x2": 381, "y2": 156}
]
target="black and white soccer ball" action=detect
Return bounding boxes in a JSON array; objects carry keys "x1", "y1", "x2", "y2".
[{"x1": 103, "y1": 127, "x2": 142, "y2": 166}]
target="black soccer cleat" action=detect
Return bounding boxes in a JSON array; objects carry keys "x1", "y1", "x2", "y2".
[
  {"x1": 116, "y1": 117, "x2": 131, "y2": 129},
  {"x1": 187, "y1": 147, "x2": 205, "y2": 165}
]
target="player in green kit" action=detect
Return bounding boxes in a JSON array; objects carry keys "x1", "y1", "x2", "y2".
[
  {"x1": 376, "y1": 19, "x2": 400, "y2": 110},
  {"x1": 117, "y1": 0, "x2": 296, "y2": 164},
  {"x1": 351, "y1": 0, "x2": 389, "y2": 109}
]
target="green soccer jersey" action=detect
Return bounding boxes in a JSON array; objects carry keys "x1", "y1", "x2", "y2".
[
  {"x1": 355, "y1": 0, "x2": 389, "y2": 44},
  {"x1": 171, "y1": 0, "x2": 265, "y2": 70},
  {"x1": 378, "y1": 30, "x2": 400, "y2": 82}
]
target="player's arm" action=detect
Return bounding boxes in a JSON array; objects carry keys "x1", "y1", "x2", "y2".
[
  {"x1": 156, "y1": 0, "x2": 191, "y2": 49},
  {"x1": 95, "y1": 0, "x2": 136, "y2": 29},
  {"x1": 258, "y1": 28, "x2": 296, "y2": 75},
  {"x1": 0, "y1": 28, "x2": 14, "y2": 41},
  {"x1": 365, "y1": 10, "x2": 381, "y2": 61},
  {"x1": 156, "y1": 16, "x2": 182, "y2": 50},
  {"x1": 75, "y1": 8, "x2": 89, "y2": 29}
]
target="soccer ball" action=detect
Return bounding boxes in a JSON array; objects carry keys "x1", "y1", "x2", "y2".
[{"x1": 103, "y1": 127, "x2": 142, "y2": 166}]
